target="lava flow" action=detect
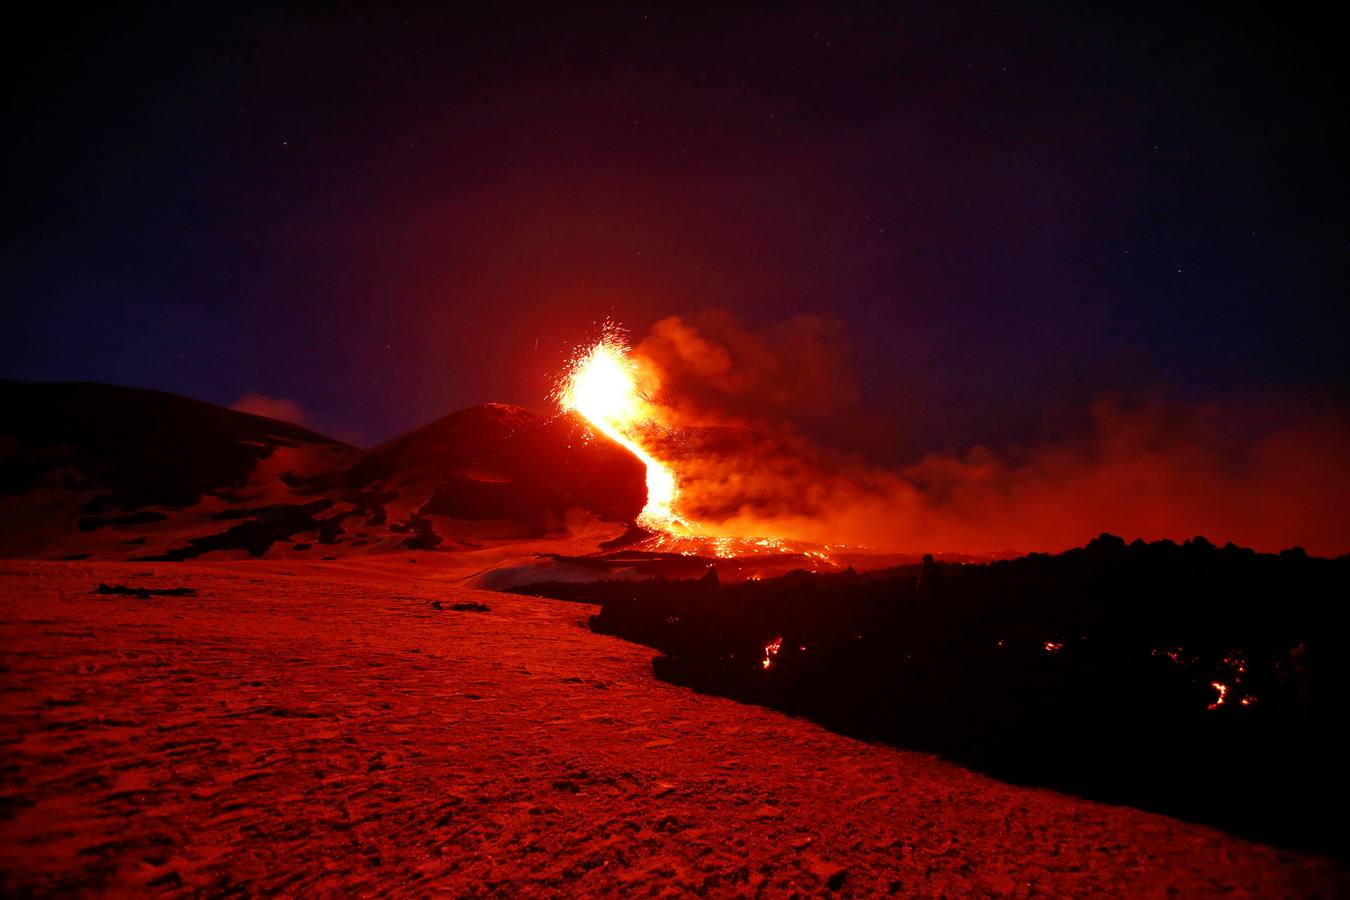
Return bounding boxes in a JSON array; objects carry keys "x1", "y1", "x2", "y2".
[{"x1": 556, "y1": 332, "x2": 682, "y2": 531}]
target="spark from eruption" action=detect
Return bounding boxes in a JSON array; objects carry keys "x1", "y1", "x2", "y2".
[{"x1": 555, "y1": 329, "x2": 682, "y2": 530}]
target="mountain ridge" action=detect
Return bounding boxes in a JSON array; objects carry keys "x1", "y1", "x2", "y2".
[{"x1": 0, "y1": 380, "x2": 646, "y2": 560}]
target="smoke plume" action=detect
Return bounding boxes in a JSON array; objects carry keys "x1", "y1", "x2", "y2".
[
  {"x1": 632, "y1": 315, "x2": 1350, "y2": 556},
  {"x1": 231, "y1": 392, "x2": 309, "y2": 427}
]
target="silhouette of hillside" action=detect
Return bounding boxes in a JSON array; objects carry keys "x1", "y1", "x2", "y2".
[
  {"x1": 0, "y1": 379, "x2": 352, "y2": 512},
  {"x1": 0, "y1": 382, "x2": 646, "y2": 559}
]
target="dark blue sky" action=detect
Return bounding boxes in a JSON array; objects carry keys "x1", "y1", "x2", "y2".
[{"x1": 6, "y1": 3, "x2": 1345, "y2": 451}]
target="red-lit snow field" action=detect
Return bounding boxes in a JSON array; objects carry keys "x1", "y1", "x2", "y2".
[{"x1": 2, "y1": 559, "x2": 1343, "y2": 896}]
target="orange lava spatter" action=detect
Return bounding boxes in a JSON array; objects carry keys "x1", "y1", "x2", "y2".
[{"x1": 555, "y1": 332, "x2": 682, "y2": 531}]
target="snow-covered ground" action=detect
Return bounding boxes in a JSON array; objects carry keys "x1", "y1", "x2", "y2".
[{"x1": 1, "y1": 560, "x2": 1343, "y2": 896}]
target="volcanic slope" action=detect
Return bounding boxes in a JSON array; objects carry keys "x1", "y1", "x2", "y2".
[
  {"x1": 0, "y1": 381, "x2": 646, "y2": 562},
  {"x1": 0, "y1": 559, "x2": 1344, "y2": 896}
]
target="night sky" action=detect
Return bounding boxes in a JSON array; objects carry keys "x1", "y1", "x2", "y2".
[{"x1": 7, "y1": 3, "x2": 1345, "y2": 453}]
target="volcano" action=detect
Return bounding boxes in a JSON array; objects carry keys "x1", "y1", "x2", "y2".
[
  {"x1": 2, "y1": 377, "x2": 1347, "y2": 895},
  {"x1": 0, "y1": 380, "x2": 647, "y2": 561}
]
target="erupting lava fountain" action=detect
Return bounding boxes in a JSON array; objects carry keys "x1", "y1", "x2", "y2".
[{"x1": 555, "y1": 332, "x2": 682, "y2": 531}]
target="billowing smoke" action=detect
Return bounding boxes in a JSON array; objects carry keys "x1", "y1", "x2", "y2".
[
  {"x1": 635, "y1": 312, "x2": 859, "y2": 431},
  {"x1": 632, "y1": 315, "x2": 1350, "y2": 556},
  {"x1": 231, "y1": 392, "x2": 309, "y2": 427}
]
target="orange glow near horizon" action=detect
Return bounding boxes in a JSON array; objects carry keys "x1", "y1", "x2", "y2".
[{"x1": 556, "y1": 332, "x2": 682, "y2": 531}]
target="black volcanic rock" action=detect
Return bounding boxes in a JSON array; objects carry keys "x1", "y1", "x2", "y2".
[
  {"x1": 77, "y1": 510, "x2": 170, "y2": 531},
  {"x1": 142, "y1": 500, "x2": 336, "y2": 560},
  {"x1": 544, "y1": 535, "x2": 1350, "y2": 853}
]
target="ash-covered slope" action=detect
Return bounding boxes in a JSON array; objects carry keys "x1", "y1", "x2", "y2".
[{"x1": 0, "y1": 382, "x2": 645, "y2": 560}]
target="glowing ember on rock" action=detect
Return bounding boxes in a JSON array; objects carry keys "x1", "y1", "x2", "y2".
[
  {"x1": 555, "y1": 330, "x2": 682, "y2": 530},
  {"x1": 762, "y1": 635, "x2": 783, "y2": 669},
  {"x1": 1208, "y1": 681, "x2": 1228, "y2": 710}
]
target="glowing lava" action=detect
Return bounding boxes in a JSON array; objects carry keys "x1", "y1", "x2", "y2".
[
  {"x1": 556, "y1": 332, "x2": 681, "y2": 530},
  {"x1": 762, "y1": 635, "x2": 783, "y2": 669},
  {"x1": 1208, "y1": 681, "x2": 1228, "y2": 711}
]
